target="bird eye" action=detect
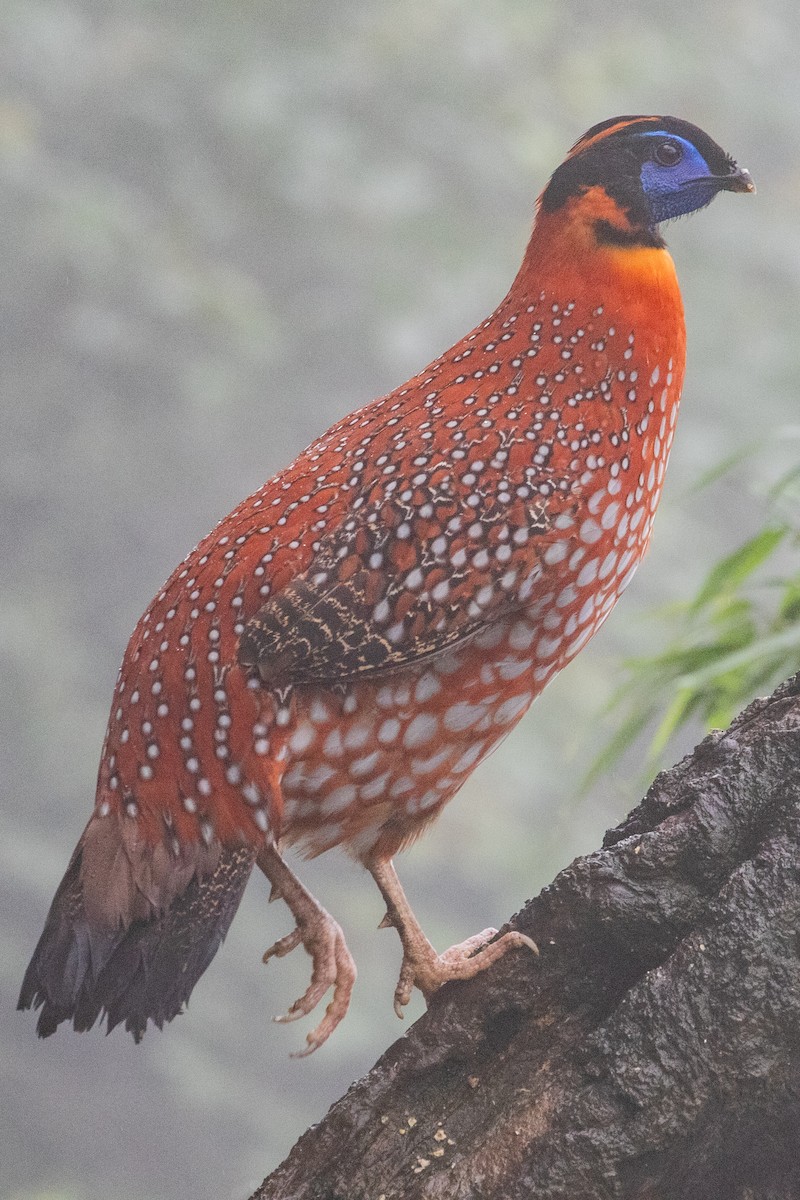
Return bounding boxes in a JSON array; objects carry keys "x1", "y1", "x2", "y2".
[{"x1": 654, "y1": 139, "x2": 683, "y2": 167}]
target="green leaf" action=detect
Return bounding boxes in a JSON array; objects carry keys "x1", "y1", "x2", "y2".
[
  {"x1": 778, "y1": 579, "x2": 800, "y2": 623},
  {"x1": 690, "y1": 527, "x2": 787, "y2": 613},
  {"x1": 767, "y1": 463, "x2": 800, "y2": 502},
  {"x1": 670, "y1": 625, "x2": 800, "y2": 692},
  {"x1": 591, "y1": 435, "x2": 800, "y2": 786}
]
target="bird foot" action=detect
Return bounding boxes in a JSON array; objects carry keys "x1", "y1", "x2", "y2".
[
  {"x1": 369, "y1": 857, "x2": 538, "y2": 1019},
  {"x1": 257, "y1": 842, "x2": 356, "y2": 1056},
  {"x1": 263, "y1": 910, "x2": 356, "y2": 1056},
  {"x1": 391, "y1": 925, "x2": 539, "y2": 1018}
]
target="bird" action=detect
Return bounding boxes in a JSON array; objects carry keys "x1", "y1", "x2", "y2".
[{"x1": 19, "y1": 115, "x2": 754, "y2": 1055}]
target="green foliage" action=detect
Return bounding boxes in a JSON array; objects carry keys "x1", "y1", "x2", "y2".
[{"x1": 591, "y1": 460, "x2": 800, "y2": 783}]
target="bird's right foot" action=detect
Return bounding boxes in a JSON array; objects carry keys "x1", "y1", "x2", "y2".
[{"x1": 263, "y1": 908, "x2": 356, "y2": 1056}]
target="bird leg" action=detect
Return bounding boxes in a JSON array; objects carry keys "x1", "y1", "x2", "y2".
[
  {"x1": 256, "y1": 840, "x2": 356, "y2": 1056},
  {"x1": 368, "y1": 856, "x2": 538, "y2": 1018}
]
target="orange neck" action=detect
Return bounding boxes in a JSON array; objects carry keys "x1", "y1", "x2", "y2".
[{"x1": 509, "y1": 187, "x2": 685, "y2": 349}]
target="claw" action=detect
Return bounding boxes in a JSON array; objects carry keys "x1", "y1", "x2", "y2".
[
  {"x1": 378, "y1": 911, "x2": 394, "y2": 930},
  {"x1": 256, "y1": 841, "x2": 358, "y2": 1054}
]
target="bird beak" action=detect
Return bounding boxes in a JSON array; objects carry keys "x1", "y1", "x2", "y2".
[
  {"x1": 681, "y1": 166, "x2": 756, "y2": 195},
  {"x1": 719, "y1": 165, "x2": 756, "y2": 194}
]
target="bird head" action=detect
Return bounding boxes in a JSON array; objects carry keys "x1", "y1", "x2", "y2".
[{"x1": 540, "y1": 116, "x2": 754, "y2": 247}]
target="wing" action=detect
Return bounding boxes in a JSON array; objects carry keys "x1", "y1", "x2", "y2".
[{"x1": 238, "y1": 482, "x2": 576, "y2": 688}]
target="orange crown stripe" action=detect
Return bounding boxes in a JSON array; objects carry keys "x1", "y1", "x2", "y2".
[{"x1": 568, "y1": 116, "x2": 661, "y2": 159}]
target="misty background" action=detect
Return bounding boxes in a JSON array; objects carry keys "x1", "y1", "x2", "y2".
[{"x1": 2, "y1": 2, "x2": 796, "y2": 1198}]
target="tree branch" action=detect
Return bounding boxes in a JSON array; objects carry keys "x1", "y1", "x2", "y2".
[{"x1": 253, "y1": 674, "x2": 800, "y2": 1200}]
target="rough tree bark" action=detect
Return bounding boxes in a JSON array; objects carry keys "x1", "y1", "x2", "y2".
[{"x1": 252, "y1": 674, "x2": 800, "y2": 1200}]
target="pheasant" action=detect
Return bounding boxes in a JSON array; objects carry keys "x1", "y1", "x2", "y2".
[{"x1": 20, "y1": 116, "x2": 753, "y2": 1054}]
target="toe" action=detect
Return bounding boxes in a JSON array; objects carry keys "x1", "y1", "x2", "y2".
[
  {"x1": 439, "y1": 927, "x2": 499, "y2": 966},
  {"x1": 263, "y1": 926, "x2": 303, "y2": 963},
  {"x1": 393, "y1": 958, "x2": 416, "y2": 1017}
]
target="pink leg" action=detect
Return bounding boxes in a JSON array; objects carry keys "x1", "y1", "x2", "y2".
[
  {"x1": 256, "y1": 841, "x2": 357, "y2": 1056},
  {"x1": 368, "y1": 856, "x2": 538, "y2": 1018}
]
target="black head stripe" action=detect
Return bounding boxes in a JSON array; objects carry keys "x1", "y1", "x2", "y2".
[
  {"x1": 543, "y1": 115, "x2": 739, "y2": 217},
  {"x1": 570, "y1": 115, "x2": 737, "y2": 176}
]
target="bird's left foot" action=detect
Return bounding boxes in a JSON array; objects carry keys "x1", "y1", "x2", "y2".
[
  {"x1": 390, "y1": 925, "x2": 538, "y2": 1017},
  {"x1": 369, "y1": 856, "x2": 538, "y2": 1018}
]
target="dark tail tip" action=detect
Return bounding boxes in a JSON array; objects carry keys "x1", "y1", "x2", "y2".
[{"x1": 19, "y1": 839, "x2": 256, "y2": 1040}]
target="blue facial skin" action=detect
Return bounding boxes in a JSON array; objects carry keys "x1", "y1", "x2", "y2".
[{"x1": 638, "y1": 132, "x2": 722, "y2": 223}]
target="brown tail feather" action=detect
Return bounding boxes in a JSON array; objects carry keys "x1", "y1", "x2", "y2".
[{"x1": 18, "y1": 816, "x2": 256, "y2": 1040}]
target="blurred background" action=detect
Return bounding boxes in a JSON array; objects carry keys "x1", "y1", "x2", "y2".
[{"x1": 2, "y1": 1, "x2": 796, "y2": 1197}]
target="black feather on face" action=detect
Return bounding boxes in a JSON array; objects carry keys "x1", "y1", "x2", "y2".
[
  {"x1": 540, "y1": 115, "x2": 748, "y2": 237},
  {"x1": 570, "y1": 115, "x2": 739, "y2": 173}
]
